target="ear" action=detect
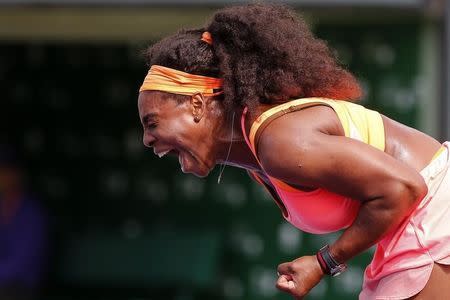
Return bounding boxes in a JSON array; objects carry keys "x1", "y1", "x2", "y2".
[{"x1": 190, "y1": 93, "x2": 206, "y2": 122}]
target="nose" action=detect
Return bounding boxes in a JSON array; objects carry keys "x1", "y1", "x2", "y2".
[{"x1": 143, "y1": 132, "x2": 156, "y2": 148}]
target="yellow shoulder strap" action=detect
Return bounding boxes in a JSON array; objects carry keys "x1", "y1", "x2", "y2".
[
  {"x1": 248, "y1": 98, "x2": 385, "y2": 152},
  {"x1": 249, "y1": 98, "x2": 347, "y2": 148}
]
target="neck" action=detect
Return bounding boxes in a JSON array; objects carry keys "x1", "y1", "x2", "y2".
[{"x1": 215, "y1": 107, "x2": 266, "y2": 172}]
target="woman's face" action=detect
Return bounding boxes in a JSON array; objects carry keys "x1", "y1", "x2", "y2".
[{"x1": 138, "y1": 91, "x2": 222, "y2": 177}]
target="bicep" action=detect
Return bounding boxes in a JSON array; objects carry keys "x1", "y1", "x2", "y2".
[{"x1": 258, "y1": 129, "x2": 426, "y2": 203}]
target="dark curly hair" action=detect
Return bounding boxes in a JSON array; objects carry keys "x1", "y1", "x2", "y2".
[{"x1": 143, "y1": 3, "x2": 362, "y2": 112}]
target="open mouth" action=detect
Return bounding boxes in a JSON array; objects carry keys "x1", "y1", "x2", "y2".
[
  {"x1": 177, "y1": 150, "x2": 198, "y2": 174},
  {"x1": 156, "y1": 149, "x2": 170, "y2": 158},
  {"x1": 154, "y1": 148, "x2": 197, "y2": 174},
  {"x1": 155, "y1": 148, "x2": 179, "y2": 158},
  {"x1": 168, "y1": 149, "x2": 179, "y2": 157}
]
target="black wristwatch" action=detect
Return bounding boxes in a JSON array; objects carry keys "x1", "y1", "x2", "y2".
[{"x1": 316, "y1": 245, "x2": 347, "y2": 277}]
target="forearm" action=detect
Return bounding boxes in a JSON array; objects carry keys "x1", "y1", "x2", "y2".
[{"x1": 328, "y1": 189, "x2": 423, "y2": 264}]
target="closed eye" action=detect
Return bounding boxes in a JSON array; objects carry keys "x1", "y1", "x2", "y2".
[
  {"x1": 142, "y1": 113, "x2": 158, "y2": 130},
  {"x1": 147, "y1": 122, "x2": 158, "y2": 129}
]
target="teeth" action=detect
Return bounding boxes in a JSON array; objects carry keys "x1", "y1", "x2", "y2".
[
  {"x1": 157, "y1": 150, "x2": 170, "y2": 158},
  {"x1": 179, "y1": 153, "x2": 185, "y2": 172}
]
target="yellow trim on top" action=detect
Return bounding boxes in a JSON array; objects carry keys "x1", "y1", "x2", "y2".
[
  {"x1": 248, "y1": 98, "x2": 386, "y2": 153},
  {"x1": 432, "y1": 146, "x2": 446, "y2": 161},
  {"x1": 248, "y1": 98, "x2": 334, "y2": 147}
]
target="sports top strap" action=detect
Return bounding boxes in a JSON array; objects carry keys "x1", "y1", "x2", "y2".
[{"x1": 245, "y1": 98, "x2": 385, "y2": 154}]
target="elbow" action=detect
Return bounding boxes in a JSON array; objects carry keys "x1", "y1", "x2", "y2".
[
  {"x1": 405, "y1": 174, "x2": 428, "y2": 209},
  {"x1": 373, "y1": 175, "x2": 428, "y2": 220},
  {"x1": 392, "y1": 175, "x2": 428, "y2": 217}
]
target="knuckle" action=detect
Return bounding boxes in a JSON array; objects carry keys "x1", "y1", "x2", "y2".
[
  {"x1": 292, "y1": 261, "x2": 303, "y2": 272},
  {"x1": 288, "y1": 264, "x2": 295, "y2": 273},
  {"x1": 292, "y1": 260, "x2": 301, "y2": 268}
]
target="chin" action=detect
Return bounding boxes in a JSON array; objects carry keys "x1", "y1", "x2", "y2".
[
  {"x1": 181, "y1": 169, "x2": 209, "y2": 178},
  {"x1": 180, "y1": 152, "x2": 214, "y2": 177},
  {"x1": 193, "y1": 171, "x2": 209, "y2": 178},
  {"x1": 192, "y1": 166, "x2": 212, "y2": 178},
  {"x1": 183, "y1": 163, "x2": 213, "y2": 178}
]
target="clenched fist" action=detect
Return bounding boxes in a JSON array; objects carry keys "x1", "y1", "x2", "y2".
[{"x1": 276, "y1": 255, "x2": 325, "y2": 299}]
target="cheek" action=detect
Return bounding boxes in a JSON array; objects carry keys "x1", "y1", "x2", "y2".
[
  {"x1": 177, "y1": 119, "x2": 214, "y2": 152},
  {"x1": 163, "y1": 115, "x2": 198, "y2": 145},
  {"x1": 192, "y1": 123, "x2": 217, "y2": 155}
]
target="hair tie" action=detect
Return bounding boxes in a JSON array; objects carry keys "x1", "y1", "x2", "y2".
[{"x1": 201, "y1": 31, "x2": 213, "y2": 45}]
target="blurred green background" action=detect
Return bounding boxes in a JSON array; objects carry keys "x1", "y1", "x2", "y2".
[{"x1": 0, "y1": 1, "x2": 447, "y2": 300}]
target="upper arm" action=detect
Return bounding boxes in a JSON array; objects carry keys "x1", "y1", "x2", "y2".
[{"x1": 256, "y1": 108, "x2": 427, "y2": 204}]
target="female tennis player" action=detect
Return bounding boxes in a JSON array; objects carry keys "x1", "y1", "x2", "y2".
[{"x1": 137, "y1": 4, "x2": 450, "y2": 299}]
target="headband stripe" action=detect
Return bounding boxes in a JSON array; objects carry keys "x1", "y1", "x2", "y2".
[{"x1": 139, "y1": 65, "x2": 223, "y2": 96}]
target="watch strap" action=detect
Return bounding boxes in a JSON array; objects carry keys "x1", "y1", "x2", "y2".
[
  {"x1": 316, "y1": 250, "x2": 329, "y2": 275},
  {"x1": 317, "y1": 245, "x2": 346, "y2": 276}
]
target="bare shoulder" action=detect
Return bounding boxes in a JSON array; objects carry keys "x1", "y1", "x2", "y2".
[
  {"x1": 255, "y1": 105, "x2": 342, "y2": 187},
  {"x1": 255, "y1": 104, "x2": 343, "y2": 165}
]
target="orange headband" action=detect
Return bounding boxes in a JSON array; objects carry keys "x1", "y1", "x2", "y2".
[{"x1": 139, "y1": 65, "x2": 223, "y2": 97}]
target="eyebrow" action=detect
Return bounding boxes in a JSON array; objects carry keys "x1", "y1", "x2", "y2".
[{"x1": 142, "y1": 113, "x2": 157, "y2": 124}]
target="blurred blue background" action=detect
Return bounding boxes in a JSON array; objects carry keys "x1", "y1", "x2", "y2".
[{"x1": 1, "y1": 0, "x2": 449, "y2": 299}]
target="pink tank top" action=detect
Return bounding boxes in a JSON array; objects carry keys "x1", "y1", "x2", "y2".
[
  {"x1": 240, "y1": 98, "x2": 387, "y2": 234},
  {"x1": 242, "y1": 99, "x2": 450, "y2": 299}
]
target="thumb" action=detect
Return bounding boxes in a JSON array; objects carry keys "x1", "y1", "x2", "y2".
[
  {"x1": 276, "y1": 274, "x2": 296, "y2": 293},
  {"x1": 277, "y1": 262, "x2": 291, "y2": 275}
]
